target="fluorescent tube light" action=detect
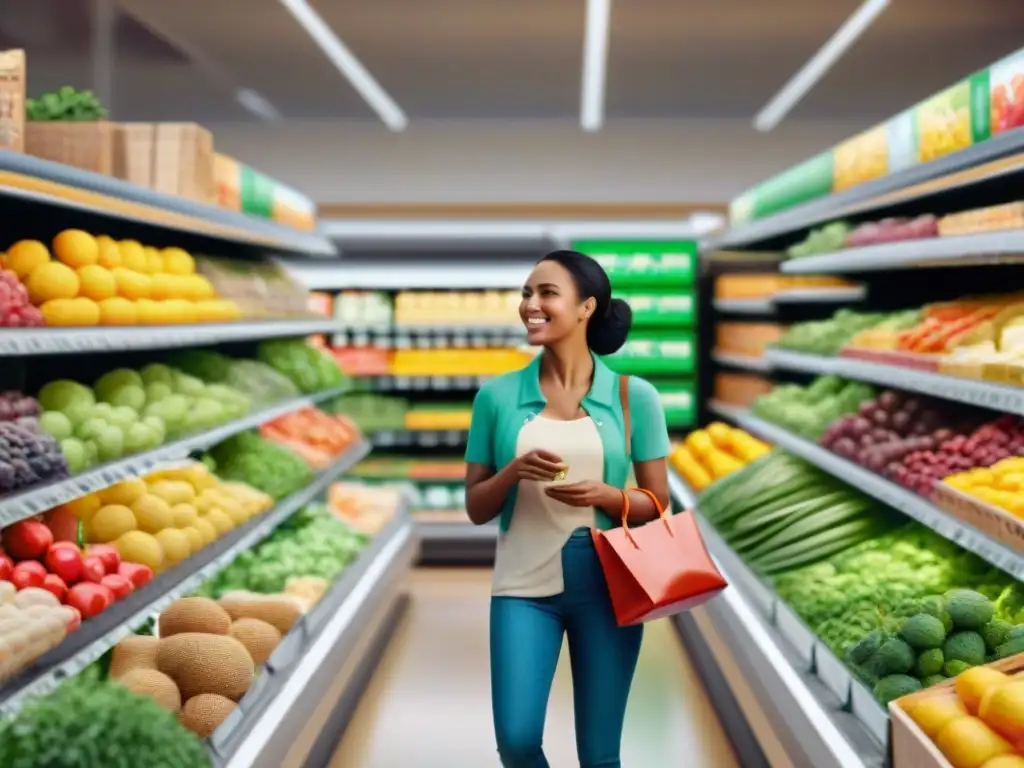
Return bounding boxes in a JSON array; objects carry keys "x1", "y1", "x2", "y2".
[
  {"x1": 754, "y1": 0, "x2": 890, "y2": 132},
  {"x1": 581, "y1": 0, "x2": 612, "y2": 132},
  {"x1": 236, "y1": 89, "x2": 281, "y2": 121},
  {"x1": 277, "y1": 0, "x2": 408, "y2": 131}
]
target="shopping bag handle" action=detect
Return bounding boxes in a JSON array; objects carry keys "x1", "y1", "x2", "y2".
[{"x1": 619, "y1": 488, "x2": 672, "y2": 548}]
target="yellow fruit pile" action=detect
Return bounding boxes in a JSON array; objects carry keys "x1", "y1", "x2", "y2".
[
  {"x1": 53, "y1": 463, "x2": 273, "y2": 573},
  {"x1": 902, "y1": 665, "x2": 1024, "y2": 767},
  {"x1": 670, "y1": 422, "x2": 770, "y2": 491},
  {"x1": 944, "y1": 459, "x2": 1024, "y2": 519},
  {"x1": 1, "y1": 230, "x2": 242, "y2": 327}
]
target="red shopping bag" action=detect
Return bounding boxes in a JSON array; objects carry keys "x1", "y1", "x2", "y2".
[
  {"x1": 592, "y1": 375, "x2": 728, "y2": 626},
  {"x1": 592, "y1": 489, "x2": 727, "y2": 626}
]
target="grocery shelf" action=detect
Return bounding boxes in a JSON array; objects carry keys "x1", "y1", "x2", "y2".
[
  {"x1": 0, "y1": 319, "x2": 344, "y2": 356},
  {"x1": 731, "y1": 411, "x2": 1024, "y2": 579},
  {"x1": 363, "y1": 374, "x2": 493, "y2": 392},
  {"x1": 334, "y1": 325, "x2": 527, "y2": 350},
  {"x1": 764, "y1": 347, "x2": 1024, "y2": 415},
  {"x1": 781, "y1": 230, "x2": 1024, "y2": 275},
  {"x1": 708, "y1": 400, "x2": 746, "y2": 422},
  {"x1": 417, "y1": 518, "x2": 498, "y2": 566},
  {"x1": 704, "y1": 128, "x2": 1024, "y2": 251},
  {"x1": 711, "y1": 350, "x2": 772, "y2": 373},
  {"x1": 711, "y1": 298, "x2": 775, "y2": 315},
  {"x1": 0, "y1": 440, "x2": 372, "y2": 717},
  {"x1": 0, "y1": 151, "x2": 335, "y2": 256},
  {"x1": 213, "y1": 510, "x2": 418, "y2": 766},
  {"x1": 0, "y1": 385, "x2": 350, "y2": 525},
  {"x1": 290, "y1": 260, "x2": 531, "y2": 291},
  {"x1": 371, "y1": 430, "x2": 468, "y2": 449},
  {"x1": 668, "y1": 473, "x2": 884, "y2": 768},
  {"x1": 772, "y1": 287, "x2": 868, "y2": 304}
]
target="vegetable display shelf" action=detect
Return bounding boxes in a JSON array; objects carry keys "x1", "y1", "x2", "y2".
[
  {"x1": 780, "y1": 230, "x2": 1024, "y2": 275},
  {"x1": 0, "y1": 319, "x2": 346, "y2": 356},
  {"x1": 0, "y1": 150, "x2": 335, "y2": 256},
  {"x1": 712, "y1": 287, "x2": 867, "y2": 317},
  {"x1": 764, "y1": 347, "x2": 1024, "y2": 416},
  {"x1": 0, "y1": 384, "x2": 350, "y2": 526},
  {"x1": 363, "y1": 374, "x2": 493, "y2": 392},
  {"x1": 211, "y1": 509, "x2": 417, "y2": 767},
  {"x1": 711, "y1": 351, "x2": 771, "y2": 373},
  {"x1": 668, "y1": 472, "x2": 885, "y2": 768},
  {"x1": 730, "y1": 411, "x2": 1024, "y2": 580},
  {"x1": 0, "y1": 440, "x2": 371, "y2": 717},
  {"x1": 333, "y1": 324, "x2": 526, "y2": 351},
  {"x1": 370, "y1": 429, "x2": 468, "y2": 449}
]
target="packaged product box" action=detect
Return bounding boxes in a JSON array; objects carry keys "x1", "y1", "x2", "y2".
[
  {"x1": 26, "y1": 121, "x2": 115, "y2": 175},
  {"x1": 112, "y1": 123, "x2": 155, "y2": 188},
  {"x1": 307, "y1": 292, "x2": 333, "y2": 317},
  {"x1": 273, "y1": 180, "x2": 317, "y2": 231},
  {"x1": 0, "y1": 49, "x2": 25, "y2": 152},
  {"x1": 833, "y1": 124, "x2": 888, "y2": 191},
  {"x1": 990, "y1": 49, "x2": 1024, "y2": 135},
  {"x1": 214, "y1": 153, "x2": 242, "y2": 211},
  {"x1": 620, "y1": 293, "x2": 694, "y2": 328},
  {"x1": 656, "y1": 382, "x2": 696, "y2": 428},
  {"x1": 714, "y1": 372, "x2": 773, "y2": 407},
  {"x1": 151, "y1": 123, "x2": 215, "y2": 203},
  {"x1": 601, "y1": 334, "x2": 696, "y2": 376},
  {"x1": 573, "y1": 240, "x2": 697, "y2": 289},
  {"x1": 715, "y1": 322, "x2": 782, "y2": 357}
]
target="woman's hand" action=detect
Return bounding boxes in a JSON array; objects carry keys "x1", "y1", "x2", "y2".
[
  {"x1": 515, "y1": 450, "x2": 567, "y2": 481},
  {"x1": 544, "y1": 481, "x2": 621, "y2": 511}
]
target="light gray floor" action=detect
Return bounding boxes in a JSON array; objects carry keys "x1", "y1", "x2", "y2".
[{"x1": 333, "y1": 568, "x2": 737, "y2": 767}]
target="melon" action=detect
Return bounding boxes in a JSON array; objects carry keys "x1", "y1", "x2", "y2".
[
  {"x1": 157, "y1": 632, "x2": 254, "y2": 700},
  {"x1": 158, "y1": 597, "x2": 231, "y2": 637},
  {"x1": 178, "y1": 693, "x2": 237, "y2": 738},
  {"x1": 117, "y1": 668, "x2": 182, "y2": 713},
  {"x1": 218, "y1": 594, "x2": 303, "y2": 635},
  {"x1": 229, "y1": 618, "x2": 282, "y2": 666},
  {"x1": 110, "y1": 634, "x2": 160, "y2": 679}
]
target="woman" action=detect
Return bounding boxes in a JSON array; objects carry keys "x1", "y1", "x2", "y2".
[{"x1": 465, "y1": 250, "x2": 670, "y2": 768}]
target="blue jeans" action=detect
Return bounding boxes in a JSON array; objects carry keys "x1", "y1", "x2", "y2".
[{"x1": 490, "y1": 528, "x2": 644, "y2": 767}]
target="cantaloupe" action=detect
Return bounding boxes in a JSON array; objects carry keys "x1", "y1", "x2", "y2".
[
  {"x1": 110, "y1": 634, "x2": 161, "y2": 679},
  {"x1": 158, "y1": 597, "x2": 232, "y2": 637},
  {"x1": 157, "y1": 632, "x2": 254, "y2": 701},
  {"x1": 117, "y1": 668, "x2": 182, "y2": 713},
  {"x1": 218, "y1": 594, "x2": 303, "y2": 635},
  {"x1": 229, "y1": 618, "x2": 282, "y2": 666},
  {"x1": 178, "y1": 693, "x2": 237, "y2": 738}
]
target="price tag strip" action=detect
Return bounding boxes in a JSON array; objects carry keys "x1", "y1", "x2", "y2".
[
  {"x1": 735, "y1": 412, "x2": 1024, "y2": 579},
  {"x1": 0, "y1": 320, "x2": 345, "y2": 357},
  {"x1": 0, "y1": 385, "x2": 349, "y2": 528},
  {"x1": 0, "y1": 441, "x2": 371, "y2": 717}
]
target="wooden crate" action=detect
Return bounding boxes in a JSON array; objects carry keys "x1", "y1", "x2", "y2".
[
  {"x1": 152, "y1": 123, "x2": 215, "y2": 204},
  {"x1": 25, "y1": 121, "x2": 115, "y2": 175},
  {"x1": 933, "y1": 481, "x2": 1024, "y2": 556},
  {"x1": 112, "y1": 123, "x2": 155, "y2": 188},
  {"x1": 889, "y1": 654, "x2": 1024, "y2": 768}
]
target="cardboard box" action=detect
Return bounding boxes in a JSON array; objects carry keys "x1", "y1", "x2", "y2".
[
  {"x1": 112, "y1": 122, "x2": 155, "y2": 188},
  {"x1": 25, "y1": 121, "x2": 114, "y2": 174},
  {"x1": 0, "y1": 49, "x2": 25, "y2": 152},
  {"x1": 152, "y1": 123, "x2": 215, "y2": 203},
  {"x1": 889, "y1": 654, "x2": 1024, "y2": 768},
  {"x1": 933, "y1": 481, "x2": 1024, "y2": 556}
]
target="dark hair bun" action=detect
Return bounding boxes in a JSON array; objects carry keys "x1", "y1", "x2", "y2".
[{"x1": 587, "y1": 298, "x2": 632, "y2": 356}]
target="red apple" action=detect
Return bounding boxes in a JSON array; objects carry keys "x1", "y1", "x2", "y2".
[
  {"x1": 11, "y1": 560, "x2": 47, "y2": 590},
  {"x1": 100, "y1": 574, "x2": 133, "y2": 600},
  {"x1": 80, "y1": 555, "x2": 106, "y2": 583},
  {"x1": 3, "y1": 520, "x2": 53, "y2": 561},
  {"x1": 85, "y1": 545, "x2": 120, "y2": 575},
  {"x1": 117, "y1": 562, "x2": 153, "y2": 590},
  {"x1": 67, "y1": 583, "x2": 114, "y2": 618},
  {"x1": 45, "y1": 544, "x2": 83, "y2": 584},
  {"x1": 41, "y1": 574, "x2": 68, "y2": 603}
]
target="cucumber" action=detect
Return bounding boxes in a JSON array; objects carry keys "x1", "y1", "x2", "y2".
[
  {"x1": 743, "y1": 499, "x2": 875, "y2": 559},
  {"x1": 750, "y1": 517, "x2": 883, "y2": 571},
  {"x1": 729, "y1": 488, "x2": 847, "y2": 533}
]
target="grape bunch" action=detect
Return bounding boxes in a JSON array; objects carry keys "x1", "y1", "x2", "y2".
[
  {"x1": 0, "y1": 270, "x2": 43, "y2": 327},
  {"x1": 0, "y1": 391, "x2": 68, "y2": 494}
]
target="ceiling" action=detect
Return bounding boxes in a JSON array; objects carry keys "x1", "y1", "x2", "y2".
[{"x1": 2, "y1": 0, "x2": 1022, "y2": 126}]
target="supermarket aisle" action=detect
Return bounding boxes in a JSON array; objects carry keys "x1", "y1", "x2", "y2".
[{"x1": 333, "y1": 568, "x2": 737, "y2": 767}]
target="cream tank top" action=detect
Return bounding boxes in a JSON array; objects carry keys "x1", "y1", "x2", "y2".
[{"x1": 491, "y1": 414, "x2": 605, "y2": 598}]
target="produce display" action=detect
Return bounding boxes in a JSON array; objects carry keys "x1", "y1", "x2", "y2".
[
  {"x1": 403, "y1": 403, "x2": 472, "y2": 431},
  {"x1": 777, "y1": 309, "x2": 920, "y2": 356},
  {"x1": 333, "y1": 290, "x2": 393, "y2": 327},
  {"x1": 388, "y1": 348, "x2": 533, "y2": 377},
  {"x1": 1, "y1": 231, "x2": 242, "y2": 327},
  {"x1": 196, "y1": 256, "x2": 313, "y2": 320},
  {"x1": 699, "y1": 451, "x2": 898, "y2": 576},
  {"x1": 712, "y1": 274, "x2": 856, "y2": 300},
  {"x1": 751, "y1": 375, "x2": 875, "y2": 440},
  {"x1": 350, "y1": 456, "x2": 465, "y2": 482},
  {"x1": 169, "y1": 349, "x2": 301, "y2": 406},
  {"x1": 715, "y1": 322, "x2": 783, "y2": 359},
  {"x1": 945, "y1": 457, "x2": 1024, "y2": 519},
  {"x1": 713, "y1": 371, "x2": 774, "y2": 407},
  {"x1": 327, "y1": 483, "x2": 404, "y2": 534},
  {"x1": 205, "y1": 432, "x2": 313, "y2": 500},
  {"x1": 0, "y1": 391, "x2": 69, "y2": 494},
  {"x1": 939, "y1": 201, "x2": 1024, "y2": 237},
  {"x1": 38, "y1": 364, "x2": 250, "y2": 474},
  {"x1": 786, "y1": 221, "x2": 851, "y2": 259},
  {"x1": 257, "y1": 339, "x2": 346, "y2": 394},
  {"x1": 392, "y1": 290, "x2": 520, "y2": 327},
  {"x1": 26, "y1": 86, "x2": 107, "y2": 121},
  {"x1": 259, "y1": 407, "x2": 360, "y2": 469},
  {"x1": 324, "y1": 393, "x2": 407, "y2": 433},
  {"x1": 897, "y1": 657, "x2": 1024, "y2": 767},
  {"x1": 669, "y1": 423, "x2": 770, "y2": 491},
  {"x1": 845, "y1": 216, "x2": 939, "y2": 247},
  {"x1": 0, "y1": 269, "x2": 43, "y2": 327}
]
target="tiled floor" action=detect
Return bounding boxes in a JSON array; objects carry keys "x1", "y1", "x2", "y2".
[{"x1": 333, "y1": 568, "x2": 737, "y2": 767}]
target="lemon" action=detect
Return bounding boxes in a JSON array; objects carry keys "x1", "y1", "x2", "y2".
[
  {"x1": 170, "y1": 503, "x2": 199, "y2": 528},
  {"x1": 53, "y1": 229, "x2": 99, "y2": 269},
  {"x1": 192, "y1": 517, "x2": 218, "y2": 545},
  {"x1": 113, "y1": 530, "x2": 164, "y2": 571},
  {"x1": 98, "y1": 478, "x2": 147, "y2": 506},
  {"x1": 89, "y1": 504, "x2": 138, "y2": 543},
  {"x1": 144, "y1": 246, "x2": 163, "y2": 274},
  {"x1": 203, "y1": 509, "x2": 235, "y2": 536},
  {"x1": 154, "y1": 528, "x2": 191, "y2": 565},
  {"x1": 118, "y1": 240, "x2": 147, "y2": 272},
  {"x1": 27, "y1": 261, "x2": 80, "y2": 303},
  {"x1": 5, "y1": 239, "x2": 50, "y2": 279},
  {"x1": 131, "y1": 494, "x2": 174, "y2": 533},
  {"x1": 181, "y1": 526, "x2": 204, "y2": 554},
  {"x1": 95, "y1": 235, "x2": 121, "y2": 269},
  {"x1": 161, "y1": 247, "x2": 195, "y2": 275},
  {"x1": 112, "y1": 268, "x2": 151, "y2": 300},
  {"x1": 936, "y1": 716, "x2": 1012, "y2": 768},
  {"x1": 77, "y1": 265, "x2": 117, "y2": 301},
  {"x1": 98, "y1": 296, "x2": 138, "y2": 326},
  {"x1": 956, "y1": 667, "x2": 1008, "y2": 715}
]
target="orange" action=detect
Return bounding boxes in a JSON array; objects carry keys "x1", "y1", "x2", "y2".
[
  {"x1": 118, "y1": 239, "x2": 147, "y2": 272},
  {"x1": 958, "y1": 668, "x2": 1009, "y2": 715},
  {"x1": 53, "y1": 229, "x2": 99, "y2": 269},
  {"x1": 112, "y1": 267, "x2": 151, "y2": 300},
  {"x1": 979, "y1": 681, "x2": 1024, "y2": 742},
  {"x1": 27, "y1": 261, "x2": 80, "y2": 304},
  {"x1": 135, "y1": 299, "x2": 163, "y2": 325},
  {"x1": 98, "y1": 297, "x2": 138, "y2": 326},
  {"x1": 937, "y1": 717, "x2": 1013, "y2": 768},
  {"x1": 40, "y1": 298, "x2": 100, "y2": 327},
  {"x1": 196, "y1": 300, "x2": 241, "y2": 323},
  {"x1": 5, "y1": 239, "x2": 50, "y2": 279},
  {"x1": 149, "y1": 274, "x2": 181, "y2": 301},
  {"x1": 144, "y1": 246, "x2": 163, "y2": 274},
  {"x1": 77, "y1": 265, "x2": 117, "y2": 301},
  {"x1": 163, "y1": 299, "x2": 197, "y2": 325},
  {"x1": 161, "y1": 247, "x2": 195, "y2": 275},
  {"x1": 95, "y1": 235, "x2": 122, "y2": 269},
  {"x1": 184, "y1": 275, "x2": 216, "y2": 301},
  {"x1": 909, "y1": 693, "x2": 969, "y2": 740}
]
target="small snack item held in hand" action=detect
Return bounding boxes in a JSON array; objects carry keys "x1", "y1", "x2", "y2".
[{"x1": 550, "y1": 464, "x2": 569, "y2": 483}]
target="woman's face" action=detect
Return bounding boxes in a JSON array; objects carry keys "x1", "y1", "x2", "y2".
[{"x1": 519, "y1": 260, "x2": 595, "y2": 347}]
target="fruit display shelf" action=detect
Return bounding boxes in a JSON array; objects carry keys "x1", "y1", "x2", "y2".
[
  {"x1": 362, "y1": 374, "x2": 494, "y2": 392},
  {"x1": 764, "y1": 348, "x2": 1024, "y2": 416},
  {"x1": 712, "y1": 286, "x2": 867, "y2": 316},
  {"x1": 370, "y1": 429, "x2": 468, "y2": 449},
  {"x1": 668, "y1": 471, "x2": 884, "y2": 768},
  {"x1": 704, "y1": 128, "x2": 1024, "y2": 252},
  {"x1": 211, "y1": 509, "x2": 416, "y2": 766},
  {"x1": 0, "y1": 150, "x2": 335, "y2": 257},
  {"x1": 0, "y1": 319, "x2": 346, "y2": 356},
  {"x1": 0, "y1": 440, "x2": 371, "y2": 717},
  {"x1": 0, "y1": 385, "x2": 351, "y2": 526},
  {"x1": 730, "y1": 411, "x2": 1024, "y2": 579},
  {"x1": 290, "y1": 259, "x2": 530, "y2": 291},
  {"x1": 711, "y1": 351, "x2": 772, "y2": 373},
  {"x1": 780, "y1": 230, "x2": 1024, "y2": 275},
  {"x1": 333, "y1": 324, "x2": 526, "y2": 351}
]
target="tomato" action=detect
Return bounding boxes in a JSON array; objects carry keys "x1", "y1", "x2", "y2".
[
  {"x1": 80, "y1": 555, "x2": 106, "y2": 583},
  {"x1": 41, "y1": 574, "x2": 68, "y2": 603},
  {"x1": 117, "y1": 562, "x2": 153, "y2": 589},
  {"x1": 3, "y1": 520, "x2": 53, "y2": 561},
  {"x1": 85, "y1": 544, "x2": 120, "y2": 575},
  {"x1": 66, "y1": 583, "x2": 113, "y2": 619},
  {"x1": 100, "y1": 574, "x2": 133, "y2": 601},
  {"x1": 0, "y1": 554, "x2": 13, "y2": 581},
  {"x1": 45, "y1": 544, "x2": 83, "y2": 584},
  {"x1": 11, "y1": 560, "x2": 47, "y2": 590}
]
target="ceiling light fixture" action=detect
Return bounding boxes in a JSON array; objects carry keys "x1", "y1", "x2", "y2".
[
  {"x1": 277, "y1": 0, "x2": 407, "y2": 131},
  {"x1": 754, "y1": 0, "x2": 890, "y2": 132},
  {"x1": 236, "y1": 89, "x2": 282, "y2": 121},
  {"x1": 580, "y1": 0, "x2": 612, "y2": 132}
]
